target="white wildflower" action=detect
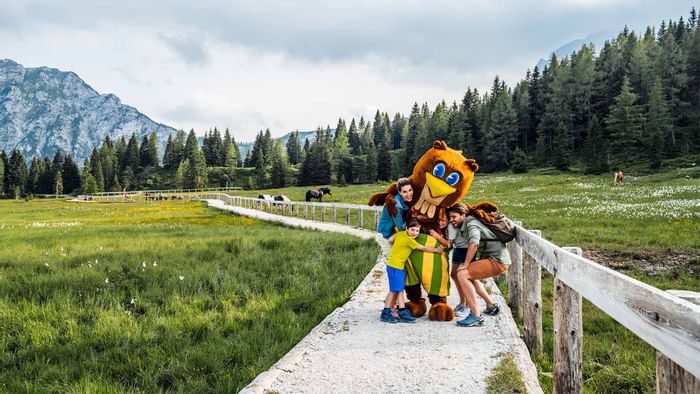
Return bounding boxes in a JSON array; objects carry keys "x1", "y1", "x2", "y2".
[
  {"x1": 142, "y1": 261, "x2": 146, "y2": 268},
  {"x1": 179, "y1": 275, "x2": 185, "y2": 281},
  {"x1": 105, "y1": 278, "x2": 109, "y2": 284}
]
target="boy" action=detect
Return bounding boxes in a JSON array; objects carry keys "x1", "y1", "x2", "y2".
[{"x1": 382, "y1": 218, "x2": 444, "y2": 323}]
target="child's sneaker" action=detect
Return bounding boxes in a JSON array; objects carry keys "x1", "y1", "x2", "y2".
[
  {"x1": 380, "y1": 308, "x2": 398, "y2": 323},
  {"x1": 454, "y1": 304, "x2": 470, "y2": 318},
  {"x1": 482, "y1": 303, "x2": 500, "y2": 316},
  {"x1": 456, "y1": 314, "x2": 484, "y2": 327},
  {"x1": 397, "y1": 308, "x2": 417, "y2": 323}
]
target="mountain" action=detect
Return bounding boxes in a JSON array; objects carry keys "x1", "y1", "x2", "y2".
[
  {"x1": 237, "y1": 130, "x2": 318, "y2": 162},
  {"x1": 535, "y1": 31, "x2": 611, "y2": 71},
  {"x1": 0, "y1": 59, "x2": 177, "y2": 163}
]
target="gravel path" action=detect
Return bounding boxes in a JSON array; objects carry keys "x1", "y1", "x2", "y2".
[{"x1": 205, "y1": 200, "x2": 542, "y2": 394}]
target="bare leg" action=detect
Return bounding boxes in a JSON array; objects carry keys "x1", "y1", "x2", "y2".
[
  {"x1": 397, "y1": 292, "x2": 406, "y2": 308},
  {"x1": 472, "y1": 279, "x2": 495, "y2": 309},
  {"x1": 384, "y1": 292, "x2": 397, "y2": 308},
  {"x1": 451, "y1": 265, "x2": 467, "y2": 305},
  {"x1": 456, "y1": 269, "x2": 480, "y2": 317}
]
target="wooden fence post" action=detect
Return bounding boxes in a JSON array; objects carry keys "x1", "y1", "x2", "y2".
[
  {"x1": 554, "y1": 247, "x2": 583, "y2": 394},
  {"x1": 321, "y1": 207, "x2": 326, "y2": 222},
  {"x1": 304, "y1": 205, "x2": 308, "y2": 220},
  {"x1": 359, "y1": 209, "x2": 364, "y2": 228},
  {"x1": 657, "y1": 290, "x2": 700, "y2": 394},
  {"x1": 507, "y1": 221, "x2": 524, "y2": 320},
  {"x1": 345, "y1": 208, "x2": 350, "y2": 226},
  {"x1": 373, "y1": 211, "x2": 379, "y2": 231},
  {"x1": 332, "y1": 206, "x2": 337, "y2": 223},
  {"x1": 523, "y1": 229, "x2": 543, "y2": 356}
]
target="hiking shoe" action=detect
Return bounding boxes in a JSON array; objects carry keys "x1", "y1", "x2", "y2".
[
  {"x1": 454, "y1": 304, "x2": 470, "y2": 318},
  {"x1": 380, "y1": 308, "x2": 398, "y2": 323},
  {"x1": 398, "y1": 308, "x2": 417, "y2": 323},
  {"x1": 456, "y1": 314, "x2": 484, "y2": 327},
  {"x1": 482, "y1": 303, "x2": 500, "y2": 316}
]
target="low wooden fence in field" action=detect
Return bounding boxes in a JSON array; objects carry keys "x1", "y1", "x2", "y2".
[{"x1": 90, "y1": 190, "x2": 700, "y2": 393}]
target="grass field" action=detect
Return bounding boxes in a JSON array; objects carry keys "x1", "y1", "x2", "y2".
[
  {"x1": 1, "y1": 162, "x2": 698, "y2": 392},
  {"x1": 0, "y1": 200, "x2": 379, "y2": 392}
]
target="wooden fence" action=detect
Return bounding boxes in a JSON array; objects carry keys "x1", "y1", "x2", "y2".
[{"x1": 90, "y1": 190, "x2": 700, "y2": 393}]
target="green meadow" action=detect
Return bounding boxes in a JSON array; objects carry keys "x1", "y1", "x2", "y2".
[
  {"x1": 1, "y1": 162, "x2": 698, "y2": 393},
  {"x1": 0, "y1": 200, "x2": 378, "y2": 392}
]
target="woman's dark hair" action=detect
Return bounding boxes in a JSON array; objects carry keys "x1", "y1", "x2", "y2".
[{"x1": 397, "y1": 177, "x2": 412, "y2": 191}]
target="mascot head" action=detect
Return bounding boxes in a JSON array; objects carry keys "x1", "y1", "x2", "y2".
[
  {"x1": 368, "y1": 140, "x2": 479, "y2": 223},
  {"x1": 411, "y1": 141, "x2": 478, "y2": 219}
]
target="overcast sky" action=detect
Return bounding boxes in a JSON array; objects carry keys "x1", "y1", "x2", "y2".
[{"x1": 0, "y1": 1, "x2": 695, "y2": 142}]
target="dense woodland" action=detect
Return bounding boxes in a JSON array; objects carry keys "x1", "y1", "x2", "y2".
[{"x1": 1, "y1": 9, "x2": 699, "y2": 197}]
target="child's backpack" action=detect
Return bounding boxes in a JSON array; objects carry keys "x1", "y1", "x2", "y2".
[{"x1": 478, "y1": 212, "x2": 516, "y2": 243}]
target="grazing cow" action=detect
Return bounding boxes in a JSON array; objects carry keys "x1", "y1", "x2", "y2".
[
  {"x1": 305, "y1": 187, "x2": 332, "y2": 202},
  {"x1": 274, "y1": 195, "x2": 290, "y2": 202},
  {"x1": 258, "y1": 194, "x2": 274, "y2": 201},
  {"x1": 613, "y1": 171, "x2": 624, "y2": 184}
]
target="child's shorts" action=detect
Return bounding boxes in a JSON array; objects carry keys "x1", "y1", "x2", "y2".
[
  {"x1": 452, "y1": 247, "x2": 467, "y2": 265},
  {"x1": 386, "y1": 266, "x2": 406, "y2": 292}
]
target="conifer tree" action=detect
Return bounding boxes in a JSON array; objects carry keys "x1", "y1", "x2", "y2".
[
  {"x1": 184, "y1": 129, "x2": 199, "y2": 163},
  {"x1": 646, "y1": 77, "x2": 672, "y2": 168},
  {"x1": 38, "y1": 157, "x2": 53, "y2": 194},
  {"x1": 583, "y1": 116, "x2": 608, "y2": 174},
  {"x1": 0, "y1": 151, "x2": 5, "y2": 195},
  {"x1": 147, "y1": 131, "x2": 160, "y2": 168},
  {"x1": 185, "y1": 149, "x2": 208, "y2": 189},
  {"x1": 405, "y1": 103, "x2": 421, "y2": 170},
  {"x1": 163, "y1": 134, "x2": 176, "y2": 170},
  {"x1": 139, "y1": 135, "x2": 152, "y2": 168},
  {"x1": 348, "y1": 119, "x2": 362, "y2": 155},
  {"x1": 376, "y1": 142, "x2": 392, "y2": 181},
  {"x1": 81, "y1": 172, "x2": 97, "y2": 195},
  {"x1": 6, "y1": 149, "x2": 27, "y2": 198},
  {"x1": 365, "y1": 142, "x2": 378, "y2": 183},
  {"x1": 124, "y1": 133, "x2": 140, "y2": 171},
  {"x1": 391, "y1": 113, "x2": 406, "y2": 150},
  {"x1": 286, "y1": 130, "x2": 301, "y2": 165},
  {"x1": 62, "y1": 155, "x2": 81, "y2": 194},
  {"x1": 606, "y1": 77, "x2": 643, "y2": 165},
  {"x1": 27, "y1": 157, "x2": 43, "y2": 194},
  {"x1": 270, "y1": 140, "x2": 288, "y2": 188}
]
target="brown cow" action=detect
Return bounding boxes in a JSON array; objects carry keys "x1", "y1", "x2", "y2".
[{"x1": 613, "y1": 171, "x2": 624, "y2": 184}]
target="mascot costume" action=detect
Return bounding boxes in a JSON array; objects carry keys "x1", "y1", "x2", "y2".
[{"x1": 369, "y1": 140, "x2": 498, "y2": 321}]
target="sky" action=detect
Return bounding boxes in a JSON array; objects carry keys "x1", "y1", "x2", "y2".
[{"x1": 0, "y1": 1, "x2": 696, "y2": 142}]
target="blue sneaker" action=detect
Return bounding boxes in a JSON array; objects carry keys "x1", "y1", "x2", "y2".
[
  {"x1": 398, "y1": 308, "x2": 417, "y2": 323},
  {"x1": 456, "y1": 314, "x2": 484, "y2": 327},
  {"x1": 482, "y1": 303, "x2": 500, "y2": 316},
  {"x1": 380, "y1": 308, "x2": 398, "y2": 323}
]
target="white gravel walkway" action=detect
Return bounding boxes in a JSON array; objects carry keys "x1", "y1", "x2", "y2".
[{"x1": 205, "y1": 200, "x2": 542, "y2": 394}]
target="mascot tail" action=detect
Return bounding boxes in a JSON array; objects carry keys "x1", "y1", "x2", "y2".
[{"x1": 466, "y1": 201, "x2": 500, "y2": 223}]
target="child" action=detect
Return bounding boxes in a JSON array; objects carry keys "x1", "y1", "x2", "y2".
[
  {"x1": 429, "y1": 215, "x2": 469, "y2": 317},
  {"x1": 377, "y1": 177, "x2": 413, "y2": 239},
  {"x1": 382, "y1": 218, "x2": 444, "y2": 323}
]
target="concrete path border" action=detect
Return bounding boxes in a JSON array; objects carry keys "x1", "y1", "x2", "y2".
[{"x1": 205, "y1": 200, "x2": 542, "y2": 394}]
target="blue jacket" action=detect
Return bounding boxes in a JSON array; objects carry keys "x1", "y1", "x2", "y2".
[{"x1": 377, "y1": 194, "x2": 409, "y2": 239}]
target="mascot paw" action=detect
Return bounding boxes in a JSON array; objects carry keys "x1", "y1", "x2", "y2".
[
  {"x1": 428, "y1": 303, "x2": 454, "y2": 321},
  {"x1": 405, "y1": 298, "x2": 427, "y2": 317}
]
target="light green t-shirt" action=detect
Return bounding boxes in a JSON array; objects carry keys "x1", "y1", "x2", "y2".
[
  {"x1": 386, "y1": 231, "x2": 421, "y2": 270},
  {"x1": 458, "y1": 217, "x2": 512, "y2": 265}
]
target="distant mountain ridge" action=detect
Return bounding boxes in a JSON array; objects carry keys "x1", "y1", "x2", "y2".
[
  {"x1": 0, "y1": 59, "x2": 177, "y2": 163},
  {"x1": 536, "y1": 31, "x2": 611, "y2": 71}
]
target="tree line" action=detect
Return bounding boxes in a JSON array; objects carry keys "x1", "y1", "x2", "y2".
[{"x1": 2, "y1": 8, "x2": 698, "y2": 196}]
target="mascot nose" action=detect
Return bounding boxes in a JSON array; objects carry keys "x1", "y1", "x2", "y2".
[{"x1": 425, "y1": 172, "x2": 456, "y2": 197}]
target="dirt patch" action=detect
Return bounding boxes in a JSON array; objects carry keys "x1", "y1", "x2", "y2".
[{"x1": 584, "y1": 249, "x2": 699, "y2": 275}]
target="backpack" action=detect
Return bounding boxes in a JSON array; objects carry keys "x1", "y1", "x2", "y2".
[{"x1": 477, "y1": 212, "x2": 516, "y2": 243}]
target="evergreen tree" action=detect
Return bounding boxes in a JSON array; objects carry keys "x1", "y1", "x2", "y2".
[
  {"x1": 372, "y1": 110, "x2": 388, "y2": 147},
  {"x1": 365, "y1": 142, "x2": 378, "y2": 183},
  {"x1": 511, "y1": 148, "x2": 529, "y2": 173},
  {"x1": 54, "y1": 170, "x2": 63, "y2": 195},
  {"x1": 185, "y1": 149, "x2": 208, "y2": 189},
  {"x1": 430, "y1": 101, "x2": 450, "y2": 142},
  {"x1": 348, "y1": 119, "x2": 362, "y2": 155},
  {"x1": 376, "y1": 142, "x2": 392, "y2": 181},
  {"x1": 62, "y1": 155, "x2": 81, "y2": 194},
  {"x1": 270, "y1": 140, "x2": 288, "y2": 188},
  {"x1": 286, "y1": 130, "x2": 301, "y2": 165},
  {"x1": 184, "y1": 129, "x2": 199, "y2": 163},
  {"x1": 89, "y1": 148, "x2": 104, "y2": 192},
  {"x1": 222, "y1": 128, "x2": 233, "y2": 166},
  {"x1": 81, "y1": 172, "x2": 97, "y2": 195},
  {"x1": 0, "y1": 151, "x2": 6, "y2": 195},
  {"x1": 552, "y1": 121, "x2": 573, "y2": 170},
  {"x1": 6, "y1": 149, "x2": 27, "y2": 198},
  {"x1": 391, "y1": 113, "x2": 406, "y2": 150},
  {"x1": 124, "y1": 133, "x2": 140, "y2": 171},
  {"x1": 38, "y1": 157, "x2": 53, "y2": 194},
  {"x1": 606, "y1": 77, "x2": 643, "y2": 165},
  {"x1": 172, "y1": 130, "x2": 187, "y2": 168},
  {"x1": 163, "y1": 134, "x2": 176, "y2": 170},
  {"x1": 646, "y1": 77, "x2": 673, "y2": 168},
  {"x1": 405, "y1": 103, "x2": 421, "y2": 170},
  {"x1": 147, "y1": 131, "x2": 160, "y2": 168},
  {"x1": 27, "y1": 157, "x2": 43, "y2": 194},
  {"x1": 583, "y1": 116, "x2": 608, "y2": 174},
  {"x1": 657, "y1": 26, "x2": 689, "y2": 154},
  {"x1": 120, "y1": 166, "x2": 134, "y2": 191},
  {"x1": 52, "y1": 150, "x2": 65, "y2": 194},
  {"x1": 175, "y1": 160, "x2": 187, "y2": 189}
]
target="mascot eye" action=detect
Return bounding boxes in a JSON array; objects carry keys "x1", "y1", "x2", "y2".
[
  {"x1": 432, "y1": 163, "x2": 446, "y2": 178},
  {"x1": 445, "y1": 172, "x2": 460, "y2": 186}
]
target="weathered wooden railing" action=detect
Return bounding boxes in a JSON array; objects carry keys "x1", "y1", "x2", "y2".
[
  {"x1": 194, "y1": 192, "x2": 383, "y2": 231},
  {"x1": 506, "y1": 224, "x2": 700, "y2": 394}
]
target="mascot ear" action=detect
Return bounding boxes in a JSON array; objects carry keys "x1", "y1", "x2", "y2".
[
  {"x1": 465, "y1": 159, "x2": 479, "y2": 172},
  {"x1": 368, "y1": 182, "x2": 399, "y2": 207},
  {"x1": 432, "y1": 140, "x2": 448, "y2": 150}
]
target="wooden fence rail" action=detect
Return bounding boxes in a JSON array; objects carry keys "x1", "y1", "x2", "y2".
[{"x1": 512, "y1": 224, "x2": 700, "y2": 393}]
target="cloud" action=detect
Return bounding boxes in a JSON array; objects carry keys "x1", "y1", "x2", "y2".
[{"x1": 159, "y1": 34, "x2": 209, "y2": 66}]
